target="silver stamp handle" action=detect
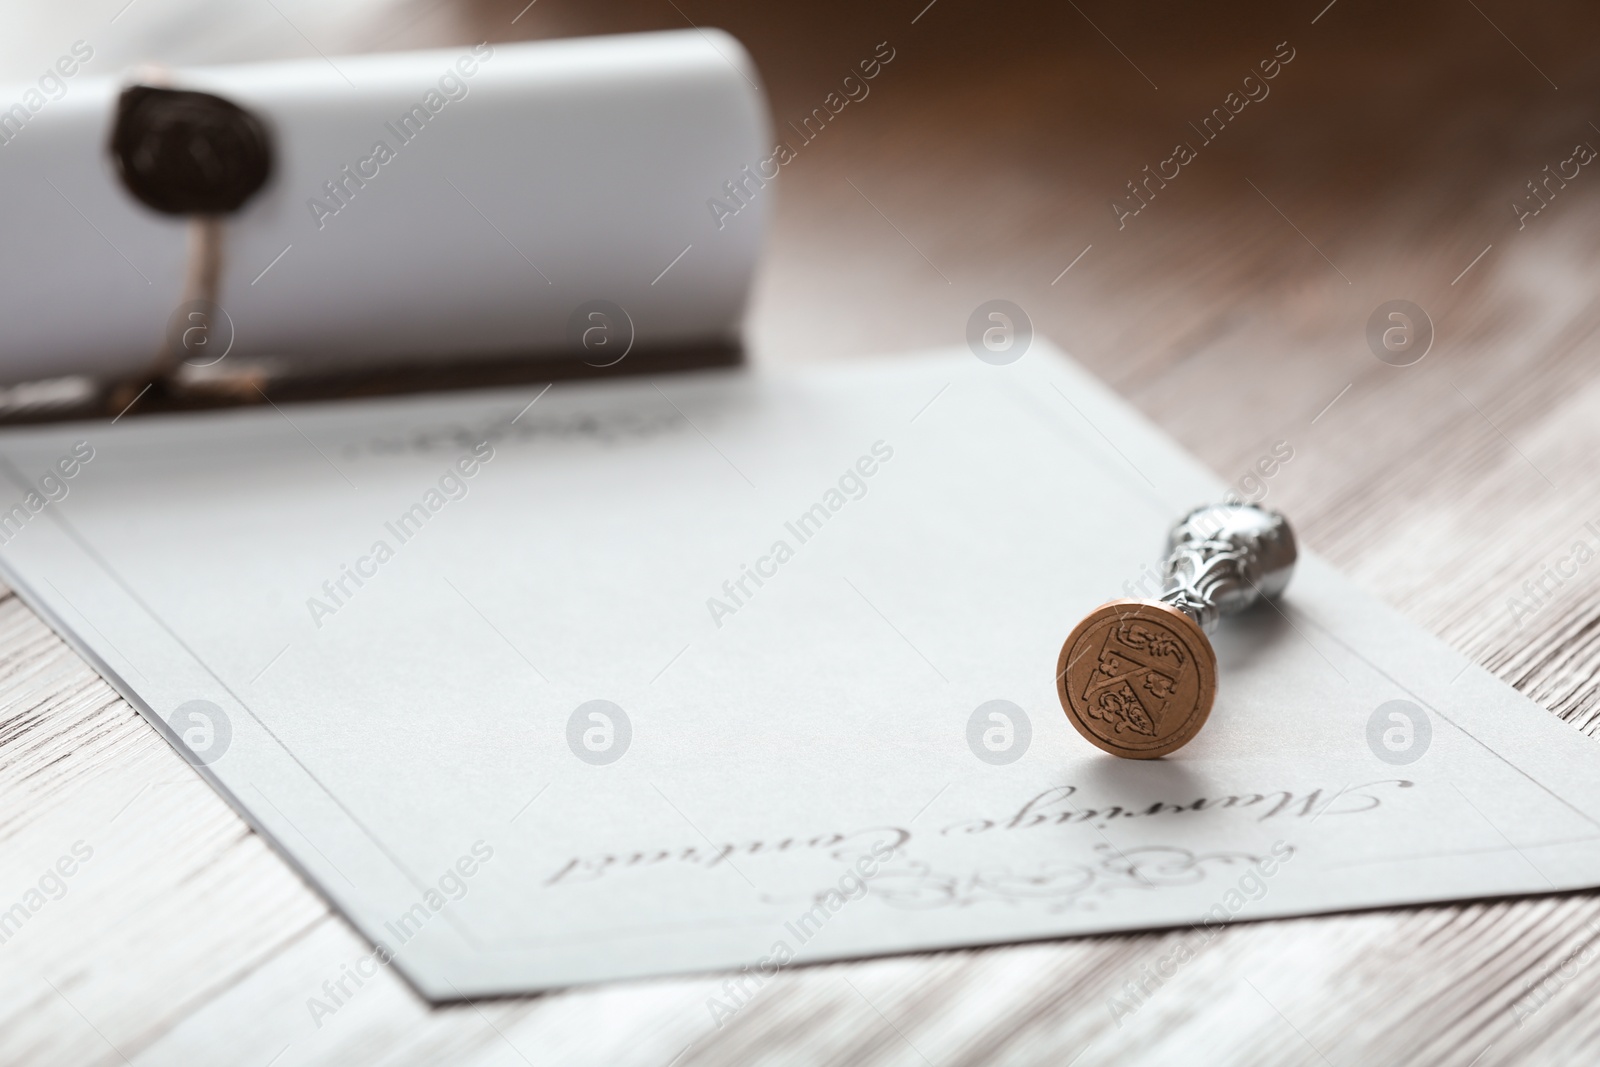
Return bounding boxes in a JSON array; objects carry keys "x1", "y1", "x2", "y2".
[{"x1": 1158, "y1": 503, "x2": 1298, "y2": 633}]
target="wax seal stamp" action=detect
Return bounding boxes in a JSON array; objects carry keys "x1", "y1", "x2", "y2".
[
  {"x1": 109, "y1": 85, "x2": 273, "y2": 215},
  {"x1": 1056, "y1": 503, "x2": 1297, "y2": 759},
  {"x1": 105, "y1": 83, "x2": 274, "y2": 413}
]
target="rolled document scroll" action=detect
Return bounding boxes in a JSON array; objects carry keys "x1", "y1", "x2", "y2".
[{"x1": 0, "y1": 31, "x2": 770, "y2": 383}]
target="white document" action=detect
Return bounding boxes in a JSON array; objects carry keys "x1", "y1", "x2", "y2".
[
  {"x1": 0, "y1": 343, "x2": 1596, "y2": 1000},
  {"x1": 0, "y1": 31, "x2": 767, "y2": 380}
]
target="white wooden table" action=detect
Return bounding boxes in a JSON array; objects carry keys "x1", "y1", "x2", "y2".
[{"x1": 4, "y1": 0, "x2": 1600, "y2": 1063}]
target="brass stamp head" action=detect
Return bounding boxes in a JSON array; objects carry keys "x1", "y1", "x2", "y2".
[{"x1": 1057, "y1": 599, "x2": 1216, "y2": 759}]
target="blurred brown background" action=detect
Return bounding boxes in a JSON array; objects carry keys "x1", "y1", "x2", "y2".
[{"x1": 455, "y1": 0, "x2": 1597, "y2": 371}]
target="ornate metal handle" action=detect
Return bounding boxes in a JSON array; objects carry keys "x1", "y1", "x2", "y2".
[{"x1": 1158, "y1": 504, "x2": 1298, "y2": 633}]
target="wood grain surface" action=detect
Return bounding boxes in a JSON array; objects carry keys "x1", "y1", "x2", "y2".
[{"x1": 3, "y1": 0, "x2": 1600, "y2": 1063}]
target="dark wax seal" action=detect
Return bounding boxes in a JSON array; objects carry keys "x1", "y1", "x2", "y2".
[{"x1": 110, "y1": 86, "x2": 273, "y2": 215}]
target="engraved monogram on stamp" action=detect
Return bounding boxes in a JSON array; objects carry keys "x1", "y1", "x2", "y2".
[
  {"x1": 1084, "y1": 620, "x2": 1191, "y2": 738},
  {"x1": 1060, "y1": 602, "x2": 1212, "y2": 757}
]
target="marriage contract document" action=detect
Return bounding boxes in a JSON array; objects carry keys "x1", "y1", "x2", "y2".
[{"x1": 0, "y1": 343, "x2": 1596, "y2": 999}]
